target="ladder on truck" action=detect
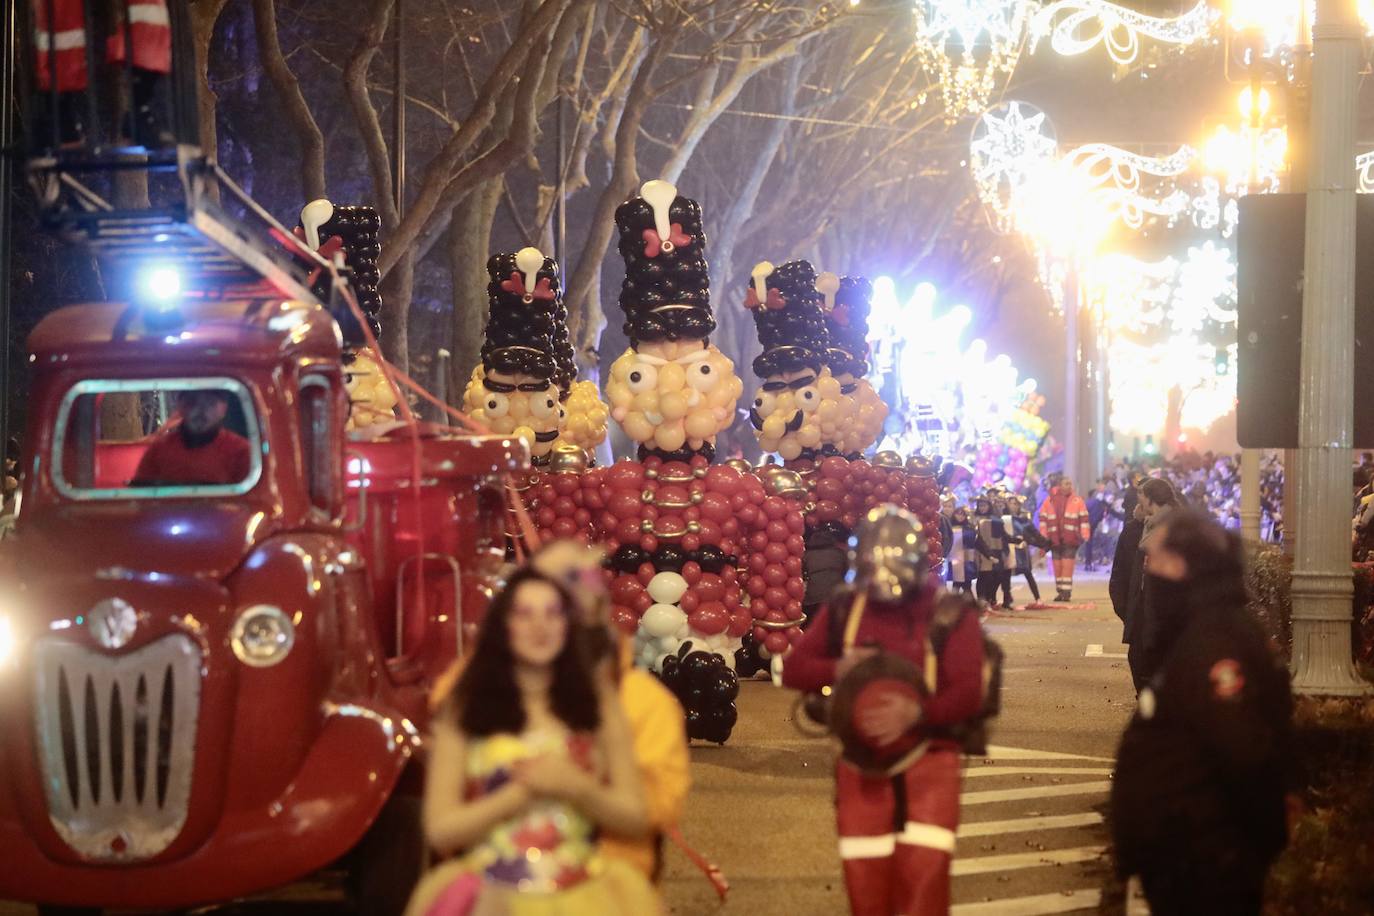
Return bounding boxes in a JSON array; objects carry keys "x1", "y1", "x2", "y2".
[{"x1": 15, "y1": 0, "x2": 337, "y2": 304}]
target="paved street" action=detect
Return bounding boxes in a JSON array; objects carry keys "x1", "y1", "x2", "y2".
[
  {"x1": 660, "y1": 570, "x2": 1139, "y2": 916},
  {"x1": 2, "y1": 571, "x2": 1140, "y2": 916}
]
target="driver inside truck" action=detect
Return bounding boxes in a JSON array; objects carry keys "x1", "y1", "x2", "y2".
[{"x1": 131, "y1": 389, "x2": 252, "y2": 487}]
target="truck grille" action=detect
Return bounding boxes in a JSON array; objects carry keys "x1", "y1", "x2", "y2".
[{"x1": 32, "y1": 634, "x2": 201, "y2": 861}]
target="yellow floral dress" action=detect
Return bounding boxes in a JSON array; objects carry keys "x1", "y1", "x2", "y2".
[{"x1": 407, "y1": 727, "x2": 659, "y2": 916}]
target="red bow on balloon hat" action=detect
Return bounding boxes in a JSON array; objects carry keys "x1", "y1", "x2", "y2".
[
  {"x1": 744, "y1": 285, "x2": 785, "y2": 311},
  {"x1": 501, "y1": 271, "x2": 556, "y2": 303},
  {"x1": 642, "y1": 223, "x2": 692, "y2": 258}
]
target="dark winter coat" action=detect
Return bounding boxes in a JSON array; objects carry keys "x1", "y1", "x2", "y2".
[
  {"x1": 1110, "y1": 517, "x2": 1144, "y2": 638},
  {"x1": 1111, "y1": 578, "x2": 1294, "y2": 880}
]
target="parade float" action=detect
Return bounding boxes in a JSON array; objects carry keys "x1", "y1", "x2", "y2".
[
  {"x1": 741, "y1": 261, "x2": 945, "y2": 589},
  {"x1": 521, "y1": 180, "x2": 807, "y2": 743}
]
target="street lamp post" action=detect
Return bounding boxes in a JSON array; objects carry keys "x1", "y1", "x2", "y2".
[{"x1": 1289, "y1": 0, "x2": 1368, "y2": 695}]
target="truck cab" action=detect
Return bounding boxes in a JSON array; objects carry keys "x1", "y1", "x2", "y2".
[{"x1": 0, "y1": 294, "x2": 525, "y2": 911}]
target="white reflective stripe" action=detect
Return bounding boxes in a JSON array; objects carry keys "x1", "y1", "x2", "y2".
[
  {"x1": 897, "y1": 821, "x2": 957, "y2": 853},
  {"x1": 34, "y1": 29, "x2": 87, "y2": 52},
  {"x1": 838, "y1": 834, "x2": 896, "y2": 860},
  {"x1": 129, "y1": 3, "x2": 171, "y2": 27}
]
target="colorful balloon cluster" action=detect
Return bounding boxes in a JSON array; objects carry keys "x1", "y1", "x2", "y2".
[
  {"x1": 806, "y1": 456, "x2": 945, "y2": 567},
  {"x1": 751, "y1": 369, "x2": 845, "y2": 460},
  {"x1": 557, "y1": 379, "x2": 610, "y2": 454},
  {"x1": 974, "y1": 392, "x2": 1050, "y2": 492},
  {"x1": 605, "y1": 342, "x2": 743, "y2": 454},
  {"x1": 838, "y1": 378, "x2": 889, "y2": 455},
  {"x1": 344, "y1": 347, "x2": 398, "y2": 430}
]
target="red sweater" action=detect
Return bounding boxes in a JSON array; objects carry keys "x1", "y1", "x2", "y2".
[
  {"x1": 132, "y1": 426, "x2": 252, "y2": 486},
  {"x1": 782, "y1": 590, "x2": 985, "y2": 731}
]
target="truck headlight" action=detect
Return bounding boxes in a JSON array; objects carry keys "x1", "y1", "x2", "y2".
[{"x1": 230, "y1": 604, "x2": 294, "y2": 668}]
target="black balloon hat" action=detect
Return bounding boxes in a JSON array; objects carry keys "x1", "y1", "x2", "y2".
[
  {"x1": 481, "y1": 246, "x2": 561, "y2": 383},
  {"x1": 614, "y1": 179, "x2": 714, "y2": 346},
  {"x1": 817, "y1": 272, "x2": 874, "y2": 378},
  {"x1": 746, "y1": 259, "x2": 830, "y2": 378},
  {"x1": 300, "y1": 200, "x2": 383, "y2": 350}
]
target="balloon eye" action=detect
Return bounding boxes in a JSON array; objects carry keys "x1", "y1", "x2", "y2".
[
  {"x1": 754, "y1": 398, "x2": 763, "y2": 408},
  {"x1": 630, "y1": 371, "x2": 642, "y2": 384},
  {"x1": 700, "y1": 365, "x2": 711, "y2": 374},
  {"x1": 487, "y1": 400, "x2": 498, "y2": 410}
]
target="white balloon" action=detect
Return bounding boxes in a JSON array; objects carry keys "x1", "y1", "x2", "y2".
[
  {"x1": 647, "y1": 572, "x2": 689, "y2": 605},
  {"x1": 642, "y1": 603, "x2": 687, "y2": 639},
  {"x1": 675, "y1": 622, "x2": 691, "y2": 640},
  {"x1": 657, "y1": 634, "x2": 680, "y2": 655}
]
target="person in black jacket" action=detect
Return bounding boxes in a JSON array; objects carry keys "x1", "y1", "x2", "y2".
[
  {"x1": 1110, "y1": 484, "x2": 1146, "y2": 691},
  {"x1": 1111, "y1": 509, "x2": 1293, "y2": 916}
]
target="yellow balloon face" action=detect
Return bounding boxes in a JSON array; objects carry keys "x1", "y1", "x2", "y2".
[
  {"x1": 749, "y1": 367, "x2": 840, "y2": 457},
  {"x1": 345, "y1": 348, "x2": 398, "y2": 430},
  {"x1": 839, "y1": 377, "x2": 888, "y2": 455},
  {"x1": 556, "y1": 379, "x2": 609, "y2": 452},
  {"x1": 462, "y1": 366, "x2": 563, "y2": 457},
  {"x1": 607, "y1": 342, "x2": 741, "y2": 450}
]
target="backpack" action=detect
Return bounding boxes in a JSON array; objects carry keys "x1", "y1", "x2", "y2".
[{"x1": 810, "y1": 588, "x2": 1003, "y2": 756}]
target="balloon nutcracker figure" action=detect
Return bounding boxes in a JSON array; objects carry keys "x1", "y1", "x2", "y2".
[
  {"x1": 815, "y1": 272, "x2": 888, "y2": 458},
  {"x1": 530, "y1": 180, "x2": 806, "y2": 744}
]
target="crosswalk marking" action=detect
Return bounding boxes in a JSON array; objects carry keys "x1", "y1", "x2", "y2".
[
  {"x1": 952, "y1": 845, "x2": 1106, "y2": 877},
  {"x1": 957, "y1": 812, "x2": 1104, "y2": 837},
  {"x1": 952, "y1": 889, "x2": 1103, "y2": 915},
  {"x1": 961, "y1": 766, "x2": 1113, "y2": 779},
  {"x1": 963, "y1": 781, "x2": 1111, "y2": 806},
  {"x1": 1085, "y1": 643, "x2": 1128, "y2": 659},
  {"x1": 984, "y1": 745, "x2": 1114, "y2": 763}
]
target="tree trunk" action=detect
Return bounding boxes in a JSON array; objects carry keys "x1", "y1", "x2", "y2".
[
  {"x1": 448, "y1": 177, "x2": 503, "y2": 402},
  {"x1": 251, "y1": 0, "x2": 327, "y2": 201},
  {"x1": 381, "y1": 249, "x2": 414, "y2": 378},
  {"x1": 189, "y1": 0, "x2": 231, "y2": 155}
]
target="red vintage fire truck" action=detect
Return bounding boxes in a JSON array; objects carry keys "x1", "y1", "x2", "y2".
[{"x1": 0, "y1": 7, "x2": 527, "y2": 912}]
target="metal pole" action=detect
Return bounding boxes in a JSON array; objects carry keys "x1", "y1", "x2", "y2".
[
  {"x1": 391, "y1": 0, "x2": 405, "y2": 217},
  {"x1": 1284, "y1": 0, "x2": 1314, "y2": 557},
  {"x1": 1290, "y1": 0, "x2": 1368, "y2": 695}
]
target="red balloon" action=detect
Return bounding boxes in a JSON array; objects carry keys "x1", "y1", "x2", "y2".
[
  {"x1": 815, "y1": 477, "x2": 844, "y2": 502},
  {"x1": 610, "y1": 605, "x2": 639, "y2": 633},
  {"x1": 746, "y1": 575, "x2": 768, "y2": 598},
  {"x1": 727, "y1": 611, "x2": 751, "y2": 638},
  {"x1": 537, "y1": 507, "x2": 558, "y2": 529},
  {"x1": 747, "y1": 553, "x2": 768, "y2": 575},
  {"x1": 689, "y1": 601, "x2": 729, "y2": 636},
  {"x1": 764, "y1": 586, "x2": 790, "y2": 610},
  {"x1": 786, "y1": 577, "x2": 806, "y2": 601},
  {"x1": 632, "y1": 592, "x2": 653, "y2": 614},
  {"x1": 537, "y1": 483, "x2": 558, "y2": 505},
  {"x1": 787, "y1": 627, "x2": 804, "y2": 646},
  {"x1": 700, "y1": 491, "x2": 733, "y2": 523},
  {"x1": 764, "y1": 632, "x2": 790, "y2": 655},
  {"x1": 787, "y1": 511, "x2": 806, "y2": 535},
  {"x1": 786, "y1": 534, "x2": 807, "y2": 556},
  {"x1": 681, "y1": 561, "x2": 703, "y2": 584},
  {"x1": 748, "y1": 531, "x2": 770, "y2": 553},
  {"x1": 764, "y1": 609, "x2": 787, "y2": 624},
  {"x1": 551, "y1": 518, "x2": 578, "y2": 540},
  {"x1": 679, "y1": 591, "x2": 700, "y2": 613},
  {"x1": 723, "y1": 587, "x2": 742, "y2": 610},
  {"x1": 815, "y1": 499, "x2": 841, "y2": 522},
  {"x1": 611, "y1": 577, "x2": 644, "y2": 606},
  {"x1": 697, "y1": 519, "x2": 723, "y2": 544},
  {"x1": 820, "y1": 456, "x2": 850, "y2": 479},
  {"x1": 721, "y1": 566, "x2": 738, "y2": 585},
  {"x1": 582, "y1": 486, "x2": 605, "y2": 510},
  {"x1": 552, "y1": 475, "x2": 580, "y2": 496},
  {"x1": 766, "y1": 520, "x2": 790, "y2": 543},
  {"x1": 696, "y1": 573, "x2": 725, "y2": 602},
  {"x1": 610, "y1": 490, "x2": 644, "y2": 520},
  {"x1": 785, "y1": 556, "x2": 803, "y2": 577},
  {"x1": 764, "y1": 542, "x2": 789, "y2": 565},
  {"x1": 638, "y1": 563, "x2": 657, "y2": 585},
  {"x1": 606, "y1": 461, "x2": 645, "y2": 490},
  {"x1": 573, "y1": 508, "x2": 592, "y2": 528},
  {"x1": 785, "y1": 599, "x2": 804, "y2": 619},
  {"x1": 763, "y1": 496, "x2": 790, "y2": 521},
  {"x1": 682, "y1": 533, "x2": 702, "y2": 553},
  {"x1": 640, "y1": 534, "x2": 659, "y2": 554},
  {"x1": 753, "y1": 625, "x2": 768, "y2": 643},
  {"x1": 721, "y1": 519, "x2": 740, "y2": 538},
  {"x1": 736, "y1": 505, "x2": 760, "y2": 528},
  {"x1": 763, "y1": 565, "x2": 789, "y2": 588}
]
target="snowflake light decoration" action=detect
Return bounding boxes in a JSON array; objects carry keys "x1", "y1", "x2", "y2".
[
  {"x1": 1358, "y1": 150, "x2": 1374, "y2": 194},
  {"x1": 914, "y1": 0, "x2": 1034, "y2": 121},
  {"x1": 969, "y1": 101, "x2": 1058, "y2": 233},
  {"x1": 1029, "y1": 0, "x2": 1217, "y2": 67}
]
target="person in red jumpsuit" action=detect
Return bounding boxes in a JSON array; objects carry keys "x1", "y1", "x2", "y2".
[
  {"x1": 783, "y1": 505, "x2": 985, "y2": 916},
  {"x1": 1037, "y1": 475, "x2": 1091, "y2": 602},
  {"x1": 132, "y1": 389, "x2": 251, "y2": 486}
]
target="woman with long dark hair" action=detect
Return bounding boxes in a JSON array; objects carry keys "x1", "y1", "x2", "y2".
[{"x1": 407, "y1": 568, "x2": 656, "y2": 915}]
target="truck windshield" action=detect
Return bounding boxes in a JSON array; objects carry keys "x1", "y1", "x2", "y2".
[{"x1": 53, "y1": 378, "x2": 263, "y2": 499}]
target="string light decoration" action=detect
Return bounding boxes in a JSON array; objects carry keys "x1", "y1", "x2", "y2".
[
  {"x1": 1065, "y1": 143, "x2": 1197, "y2": 230},
  {"x1": 969, "y1": 101, "x2": 1058, "y2": 233},
  {"x1": 1086, "y1": 242, "x2": 1237, "y2": 336},
  {"x1": 1028, "y1": 0, "x2": 1216, "y2": 67},
  {"x1": 913, "y1": 0, "x2": 1034, "y2": 121},
  {"x1": 1202, "y1": 125, "x2": 1287, "y2": 196}
]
